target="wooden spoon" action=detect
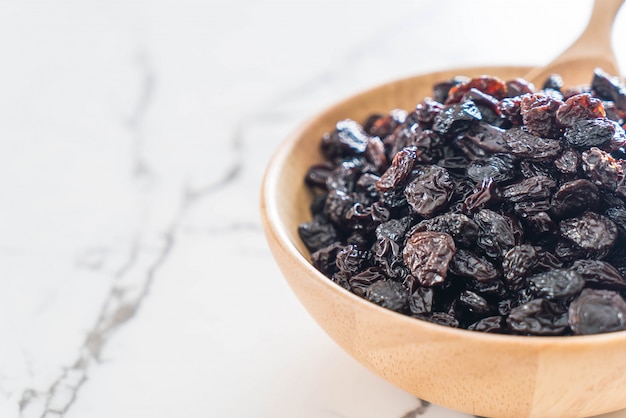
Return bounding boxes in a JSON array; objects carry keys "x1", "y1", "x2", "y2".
[{"x1": 523, "y1": 0, "x2": 624, "y2": 88}]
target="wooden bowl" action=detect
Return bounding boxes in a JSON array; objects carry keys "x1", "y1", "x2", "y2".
[{"x1": 260, "y1": 66, "x2": 626, "y2": 418}]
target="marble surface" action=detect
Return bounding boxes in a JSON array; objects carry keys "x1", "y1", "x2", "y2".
[{"x1": 2, "y1": 0, "x2": 626, "y2": 417}]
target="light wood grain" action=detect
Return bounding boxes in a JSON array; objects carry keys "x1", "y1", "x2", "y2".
[
  {"x1": 261, "y1": 66, "x2": 626, "y2": 418},
  {"x1": 524, "y1": 0, "x2": 624, "y2": 88}
]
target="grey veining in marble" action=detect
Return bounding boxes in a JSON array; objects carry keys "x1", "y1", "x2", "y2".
[{"x1": 1, "y1": 0, "x2": 625, "y2": 417}]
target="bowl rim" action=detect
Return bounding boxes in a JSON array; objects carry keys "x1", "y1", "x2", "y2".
[{"x1": 261, "y1": 65, "x2": 626, "y2": 347}]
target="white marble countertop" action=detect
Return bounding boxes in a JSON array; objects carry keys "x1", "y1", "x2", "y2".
[{"x1": 2, "y1": 0, "x2": 626, "y2": 417}]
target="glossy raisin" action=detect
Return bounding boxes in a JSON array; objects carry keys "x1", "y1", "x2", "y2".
[
  {"x1": 581, "y1": 147, "x2": 624, "y2": 190},
  {"x1": 321, "y1": 119, "x2": 370, "y2": 160},
  {"x1": 564, "y1": 118, "x2": 625, "y2": 150},
  {"x1": 449, "y1": 249, "x2": 499, "y2": 282},
  {"x1": 503, "y1": 126, "x2": 562, "y2": 161},
  {"x1": 555, "y1": 93, "x2": 605, "y2": 127},
  {"x1": 376, "y1": 146, "x2": 417, "y2": 192},
  {"x1": 409, "y1": 213, "x2": 479, "y2": 248},
  {"x1": 403, "y1": 231, "x2": 456, "y2": 287},
  {"x1": 528, "y1": 269, "x2": 584, "y2": 301},
  {"x1": 559, "y1": 212, "x2": 618, "y2": 258},
  {"x1": 432, "y1": 101, "x2": 482, "y2": 137},
  {"x1": 520, "y1": 93, "x2": 563, "y2": 138},
  {"x1": 570, "y1": 259, "x2": 626, "y2": 291},
  {"x1": 445, "y1": 76, "x2": 507, "y2": 104},
  {"x1": 507, "y1": 299, "x2": 569, "y2": 336},
  {"x1": 365, "y1": 280, "x2": 409, "y2": 311},
  {"x1": 474, "y1": 209, "x2": 523, "y2": 259},
  {"x1": 591, "y1": 68, "x2": 626, "y2": 111},
  {"x1": 502, "y1": 245, "x2": 538, "y2": 291},
  {"x1": 408, "y1": 287, "x2": 435, "y2": 316},
  {"x1": 404, "y1": 165, "x2": 454, "y2": 217},
  {"x1": 466, "y1": 154, "x2": 516, "y2": 184},
  {"x1": 551, "y1": 179, "x2": 600, "y2": 218},
  {"x1": 569, "y1": 289, "x2": 626, "y2": 335}
]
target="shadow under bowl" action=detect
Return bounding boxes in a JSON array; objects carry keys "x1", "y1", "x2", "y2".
[{"x1": 260, "y1": 66, "x2": 626, "y2": 418}]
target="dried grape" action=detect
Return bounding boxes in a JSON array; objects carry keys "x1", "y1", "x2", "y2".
[{"x1": 298, "y1": 69, "x2": 626, "y2": 335}]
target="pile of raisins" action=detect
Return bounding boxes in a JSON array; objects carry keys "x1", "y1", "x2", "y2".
[{"x1": 298, "y1": 68, "x2": 626, "y2": 336}]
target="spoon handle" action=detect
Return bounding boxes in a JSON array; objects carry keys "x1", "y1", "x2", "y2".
[
  {"x1": 567, "y1": 0, "x2": 624, "y2": 63},
  {"x1": 524, "y1": 0, "x2": 624, "y2": 87}
]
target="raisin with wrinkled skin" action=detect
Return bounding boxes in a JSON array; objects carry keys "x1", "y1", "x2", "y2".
[
  {"x1": 570, "y1": 259, "x2": 626, "y2": 291},
  {"x1": 507, "y1": 299, "x2": 569, "y2": 336},
  {"x1": 349, "y1": 267, "x2": 387, "y2": 297},
  {"x1": 404, "y1": 165, "x2": 454, "y2": 217},
  {"x1": 502, "y1": 245, "x2": 538, "y2": 291},
  {"x1": 559, "y1": 212, "x2": 618, "y2": 259},
  {"x1": 506, "y1": 78, "x2": 535, "y2": 97},
  {"x1": 432, "y1": 101, "x2": 482, "y2": 137},
  {"x1": 409, "y1": 287, "x2": 435, "y2": 316},
  {"x1": 375, "y1": 217, "x2": 412, "y2": 242},
  {"x1": 365, "y1": 280, "x2": 409, "y2": 311},
  {"x1": 445, "y1": 76, "x2": 507, "y2": 104},
  {"x1": 564, "y1": 118, "x2": 625, "y2": 150},
  {"x1": 335, "y1": 245, "x2": 371, "y2": 275},
  {"x1": 413, "y1": 130, "x2": 443, "y2": 163},
  {"x1": 326, "y1": 161, "x2": 361, "y2": 193},
  {"x1": 497, "y1": 97, "x2": 523, "y2": 125},
  {"x1": 298, "y1": 220, "x2": 339, "y2": 253},
  {"x1": 468, "y1": 277, "x2": 507, "y2": 297},
  {"x1": 311, "y1": 242, "x2": 343, "y2": 276},
  {"x1": 403, "y1": 231, "x2": 456, "y2": 287},
  {"x1": 468, "y1": 316, "x2": 505, "y2": 333},
  {"x1": 344, "y1": 202, "x2": 381, "y2": 232},
  {"x1": 305, "y1": 163, "x2": 335, "y2": 189},
  {"x1": 581, "y1": 147, "x2": 624, "y2": 190},
  {"x1": 462, "y1": 88, "x2": 500, "y2": 116},
  {"x1": 433, "y1": 76, "x2": 469, "y2": 104},
  {"x1": 463, "y1": 178, "x2": 500, "y2": 214},
  {"x1": 449, "y1": 249, "x2": 500, "y2": 282},
  {"x1": 466, "y1": 154, "x2": 517, "y2": 184},
  {"x1": 300, "y1": 70, "x2": 626, "y2": 335},
  {"x1": 459, "y1": 290, "x2": 492, "y2": 316},
  {"x1": 373, "y1": 217, "x2": 412, "y2": 280},
  {"x1": 461, "y1": 122, "x2": 510, "y2": 154},
  {"x1": 376, "y1": 146, "x2": 418, "y2": 192},
  {"x1": 542, "y1": 74, "x2": 564, "y2": 91},
  {"x1": 415, "y1": 97, "x2": 444, "y2": 125},
  {"x1": 365, "y1": 136, "x2": 388, "y2": 172},
  {"x1": 373, "y1": 238, "x2": 408, "y2": 280},
  {"x1": 423, "y1": 312, "x2": 460, "y2": 327},
  {"x1": 355, "y1": 173, "x2": 381, "y2": 200},
  {"x1": 556, "y1": 93, "x2": 606, "y2": 127},
  {"x1": 364, "y1": 109, "x2": 407, "y2": 138},
  {"x1": 529, "y1": 269, "x2": 585, "y2": 301},
  {"x1": 554, "y1": 148, "x2": 581, "y2": 176},
  {"x1": 331, "y1": 271, "x2": 352, "y2": 291},
  {"x1": 521, "y1": 212, "x2": 557, "y2": 239},
  {"x1": 386, "y1": 123, "x2": 420, "y2": 159},
  {"x1": 323, "y1": 190, "x2": 354, "y2": 226},
  {"x1": 380, "y1": 187, "x2": 409, "y2": 213},
  {"x1": 605, "y1": 206, "x2": 626, "y2": 239},
  {"x1": 474, "y1": 209, "x2": 523, "y2": 259},
  {"x1": 502, "y1": 175, "x2": 556, "y2": 203},
  {"x1": 551, "y1": 179, "x2": 600, "y2": 218},
  {"x1": 321, "y1": 119, "x2": 370, "y2": 160},
  {"x1": 569, "y1": 289, "x2": 626, "y2": 335},
  {"x1": 503, "y1": 127, "x2": 562, "y2": 160},
  {"x1": 521, "y1": 93, "x2": 563, "y2": 138},
  {"x1": 409, "y1": 213, "x2": 479, "y2": 248},
  {"x1": 592, "y1": 68, "x2": 626, "y2": 111},
  {"x1": 518, "y1": 160, "x2": 555, "y2": 180}
]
